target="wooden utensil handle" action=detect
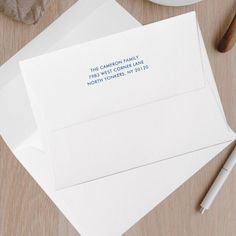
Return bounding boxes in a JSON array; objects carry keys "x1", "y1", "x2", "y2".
[{"x1": 218, "y1": 14, "x2": 236, "y2": 52}]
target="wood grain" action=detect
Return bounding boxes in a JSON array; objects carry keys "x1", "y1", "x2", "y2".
[{"x1": 0, "y1": 0, "x2": 236, "y2": 235}]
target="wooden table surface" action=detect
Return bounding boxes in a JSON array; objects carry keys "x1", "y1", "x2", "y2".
[{"x1": 0, "y1": 0, "x2": 236, "y2": 235}]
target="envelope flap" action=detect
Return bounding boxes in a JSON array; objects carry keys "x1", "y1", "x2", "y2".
[{"x1": 20, "y1": 12, "x2": 205, "y2": 131}]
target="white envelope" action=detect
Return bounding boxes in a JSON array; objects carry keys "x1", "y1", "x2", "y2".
[
  {"x1": 0, "y1": 1, "x2": 235, "y2": 236},
  {"x1": 20, "y1": 12, "x2": 234, "y2": 189}
]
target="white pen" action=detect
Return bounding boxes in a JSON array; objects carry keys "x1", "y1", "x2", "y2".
[{"x1": 200, "y1": 145, "x2": 236, "y2": 214}]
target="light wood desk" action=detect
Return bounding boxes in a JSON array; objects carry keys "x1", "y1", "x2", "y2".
[{"x1": 0, "y1": 0, "x2": 236, "y2": 235}]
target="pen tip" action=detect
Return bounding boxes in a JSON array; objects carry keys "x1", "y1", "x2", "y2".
[{"x1": 199, "y1": 207, "x2": 206, "y2": 214}]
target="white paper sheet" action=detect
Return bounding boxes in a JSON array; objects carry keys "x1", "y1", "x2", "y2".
[
  {"x1": 0, "y1": 1, "x2": 235, "y2": 236},
  {"x1": 20, "y1": 12, "x2": 234, "y2": 189}
]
